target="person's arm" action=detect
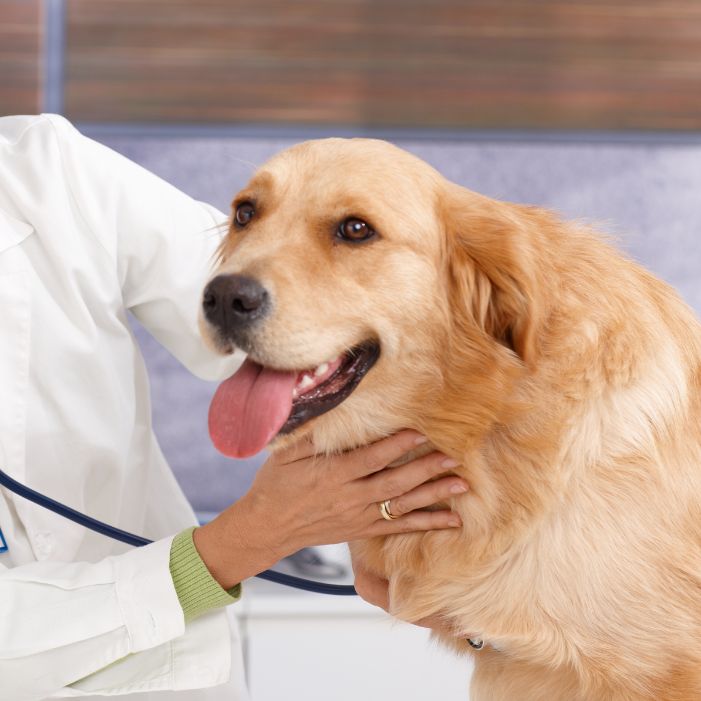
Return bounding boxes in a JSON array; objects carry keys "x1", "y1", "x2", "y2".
[
  {"x1": 0, "y1": 536, "x2": 236, "y2": 700},
  {"x1": 168, "y1": 429, "x2": 469, "y2": 621},
  {"x1": 43, "y1": 113, "x2": 241, "y2": 381},
  {"x1": 192, "y1": 431, "x2": 468, "y2": 590}
]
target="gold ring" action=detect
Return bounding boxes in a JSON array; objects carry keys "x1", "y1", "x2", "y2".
[{"x1": 379, "y1": 499, "x2": 399, "y2": 521}]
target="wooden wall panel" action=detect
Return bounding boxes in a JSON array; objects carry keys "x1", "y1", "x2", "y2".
[
  {"x1": 0, "y1": 0, "x2": 43, "y2": 115},
  {"x1": 65, "y1": 0, "x2": 701, "y2": 130}
]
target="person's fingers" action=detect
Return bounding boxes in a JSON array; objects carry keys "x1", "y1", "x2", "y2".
[
  {"x1": 368, "y1": 508, "x2": 462, "y2": 536},
  {"x1": 353, "y1": 567, "x2": 390, "y2": 611},
  {"x1": 341, "y1": 430, "x2": 428, "y2": 479},
  {"x1": 368, "y1": 451, "x2": 460, "y2": 502},
  {"x1": 353, "y1": 560, "x2": 454, "y2": 635},
  {"x1": 380, "y1": 476, "x2": 468, "y2": 518},
  {"x1": 353, "y1": 562, "x2": 455, "y2": 635}
]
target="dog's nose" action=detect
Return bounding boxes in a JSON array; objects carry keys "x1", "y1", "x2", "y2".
[{"x1": 202, "y1": 274, "x2": 270, "y2": 332}]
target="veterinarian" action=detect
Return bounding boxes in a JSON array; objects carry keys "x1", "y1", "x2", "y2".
[{"x1": 0, "y1": 115, "x2": 468, "y2": 700}]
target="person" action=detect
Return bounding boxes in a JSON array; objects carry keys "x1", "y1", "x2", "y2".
[{"x1": 0, "y1": 114, "x2": 469, "y2": 700}]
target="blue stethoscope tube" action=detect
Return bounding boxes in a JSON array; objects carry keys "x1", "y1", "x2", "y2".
[{"x1": 0, "y1": 467, "x2": 357, "y2": 596}]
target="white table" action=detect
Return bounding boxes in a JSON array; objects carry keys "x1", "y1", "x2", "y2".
[{"x1": 237, "y1": 566, "x2": 472, "y2": 701}]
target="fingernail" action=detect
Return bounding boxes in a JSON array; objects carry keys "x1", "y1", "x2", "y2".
[
  {"x1": 450, "y1": 483, "x2": 468, "y2": 494},
  {"x1": 414, "y1": 435, "x2": 428, "y2": 445},
  {"x1": 449, "y1": 516, "x2": 462, "y2": 527},
  {"x1": 442, "y1": 457, "x2": 459, "y2": 468}
]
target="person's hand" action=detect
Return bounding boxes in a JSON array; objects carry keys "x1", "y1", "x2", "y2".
[
  {"x1": 352, "y1": 558, "x2": 453, "y2": 634},
  {"x1": 194, "y1": 430, "x2": 469, "y2": 589}
]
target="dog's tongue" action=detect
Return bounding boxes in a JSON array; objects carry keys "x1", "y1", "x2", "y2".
[{"x1": 209, "y1": 358, "x2": 297, "y2": 458}]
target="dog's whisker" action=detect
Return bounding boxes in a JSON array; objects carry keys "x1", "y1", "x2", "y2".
[
  {"x1": 227, "y1": 156, "x2": 261, "y2": 173},
  {"x1": 203, "y1": 220, "x2": 231, "y2": 235}
]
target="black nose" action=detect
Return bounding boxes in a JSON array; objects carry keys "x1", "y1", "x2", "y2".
[{"x1": 202, "y1": 274, "x2": 270, "y2": 333}]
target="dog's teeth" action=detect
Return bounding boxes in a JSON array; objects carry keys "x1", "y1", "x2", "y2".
[
  {"x1": 314, "y1": 362, "x2": 329, "y2": 377},
  {"x1": 292, "y1": 388, "x2": 299, "y2": 398},
  {"x1": 298, "y1": 374, "x2": 315, "y2": 390}
]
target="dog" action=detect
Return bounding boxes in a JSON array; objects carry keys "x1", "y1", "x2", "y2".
[{"x1": 200, "y1": 138, "x2": 701, "y2": 700}]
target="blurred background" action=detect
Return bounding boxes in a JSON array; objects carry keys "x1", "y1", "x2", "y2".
[
  {"x1": 2, "y1": 2, "x2": 701, "y2": 697},
  {"x1": 5, "y1": 0, "x2": 701, "y2": 129}
]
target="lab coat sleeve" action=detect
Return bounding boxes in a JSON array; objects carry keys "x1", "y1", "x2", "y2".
[
  {"x1": 0, "y1": 537, "x2": 232, "y2": 700},
  {"x1": 44, "y1": 114, "x2": 244, "y2": 381}
]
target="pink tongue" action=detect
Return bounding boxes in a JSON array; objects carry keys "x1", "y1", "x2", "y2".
[{"x1": 209, "y1": 358, "x2": 298, "y2": 458}]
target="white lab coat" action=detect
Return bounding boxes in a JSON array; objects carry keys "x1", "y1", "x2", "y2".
[{"x1": 0, "y1": 115, "x2": 248, "y2": 700}]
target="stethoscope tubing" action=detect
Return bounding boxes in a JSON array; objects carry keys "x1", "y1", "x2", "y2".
[{"x1": 0, "y1": 467, "x2": 357, "y2": 596}]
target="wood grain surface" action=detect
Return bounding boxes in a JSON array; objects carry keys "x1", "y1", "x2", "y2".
[
  {"x1": 63, "y1": 0, "x2": 701, "y2": 129},
  {"x1": 0, "y1": 0, "x2": 42, "y2": 116}
]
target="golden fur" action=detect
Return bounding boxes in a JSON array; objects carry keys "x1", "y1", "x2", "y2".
[{"x1": 206, "y1": 139, "x2": 701, "y2": 700}]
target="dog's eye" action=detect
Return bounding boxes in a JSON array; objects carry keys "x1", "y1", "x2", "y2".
[
  {"x1": 235, "y1": 202, "x2": 256, "y2": 227},
  {"x1": 337, "y1": 218, "x2": 376, "y2": 243}
]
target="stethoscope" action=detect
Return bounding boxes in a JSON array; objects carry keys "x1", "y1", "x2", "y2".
[{"x1": 0, "y1": 465, "x2": 357, "y2": 596}]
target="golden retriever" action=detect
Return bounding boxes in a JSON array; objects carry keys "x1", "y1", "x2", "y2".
[{"x1": 200, "y1": 138, "x2": 701, "y2": 700}]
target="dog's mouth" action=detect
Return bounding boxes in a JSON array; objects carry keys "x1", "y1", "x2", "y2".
[{"x1": 208, "y1": 341, "x2": 380, "y2": 458}]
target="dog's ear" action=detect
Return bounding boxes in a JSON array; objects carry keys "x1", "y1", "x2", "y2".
[{"x1": 440, "y1": 183, "x2": 545, "y2": 364}]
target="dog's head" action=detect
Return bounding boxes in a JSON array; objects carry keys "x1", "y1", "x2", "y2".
[{"x1": 201, "y1": 139, "x2": 547, "y2": 457}]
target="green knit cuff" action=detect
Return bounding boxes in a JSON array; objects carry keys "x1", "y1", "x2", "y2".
[{"x1": 169, "y1": 527, "x2": 242, "y2": 623}]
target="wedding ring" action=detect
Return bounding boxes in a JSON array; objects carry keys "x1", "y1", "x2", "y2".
[{"x1": 379, "y1": 499, "x2": 399, "y2": 521}]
